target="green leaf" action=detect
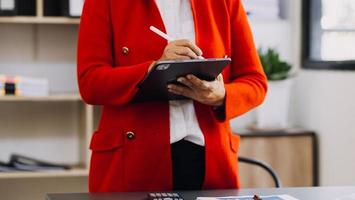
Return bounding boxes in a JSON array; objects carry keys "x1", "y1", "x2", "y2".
[{"x1": 258, "y1": 48, "x2": 292, "y2": 80}]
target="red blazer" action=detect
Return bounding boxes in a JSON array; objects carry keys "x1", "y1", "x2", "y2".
[{"x1": 78, "y1": 0, "x2": 267, "y2": 193}]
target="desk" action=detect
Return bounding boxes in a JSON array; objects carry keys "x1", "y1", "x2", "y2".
[{"x1": 46, "y1": 187, "x2": 355, "y2": 200}]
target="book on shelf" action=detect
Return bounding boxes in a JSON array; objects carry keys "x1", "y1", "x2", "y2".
[
  {"x1": 61, "y1": 0, "x2": 84, "y2": 17},
  {"x1": 0, "y1": 75, "x2": 49, "y2": 97},
  {"x1": 0, "y1": 154, "x2": 70, "y2": 172},
  {"x1": 16, "y1": 0, "x2": 36, "y2": 16},
  {"x1": 0, "y1": 75, "x2": 4, "y2": 96},
  {"x1": 0, "y1": 0, "x2": 17, "y2": 16},
  {"x1": 0, "y1": 0, "x2": 36, "y2": 16},
  {"x1": 0, "y1": 161, "x2": 18, "y2": 172},
  {"x1": 44, "y1": 0, "x2": 84, "y2": 17}
]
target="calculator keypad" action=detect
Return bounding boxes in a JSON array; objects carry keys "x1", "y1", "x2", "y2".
[{"x1": 148, "y1": 192, "x2": 184, "y2": 200}]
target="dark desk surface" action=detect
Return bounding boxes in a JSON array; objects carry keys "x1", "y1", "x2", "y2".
[{"x1": 47, "y1": 187, "x2": 355, "y2": 200}]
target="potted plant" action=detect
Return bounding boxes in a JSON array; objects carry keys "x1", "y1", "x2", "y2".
[{"x1": 255, "y1": 48, "x2": 293, "y2": 129}]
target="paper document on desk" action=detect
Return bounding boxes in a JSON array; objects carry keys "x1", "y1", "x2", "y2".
[
  {"x1": 336, "y1": 193, "x2": 355, "y2": 200},
  {"x1": 196, "y1": 194, "x2": 298, "y2": 200}
]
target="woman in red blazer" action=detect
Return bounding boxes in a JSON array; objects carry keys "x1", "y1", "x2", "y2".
[{"x1": 78, "y1": 0, "x2": 267, "y2": 192}]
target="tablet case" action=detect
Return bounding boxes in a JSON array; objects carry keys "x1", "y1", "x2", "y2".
[{"x1": 133, "y1": 58, "x2": 231, "y2": 102}]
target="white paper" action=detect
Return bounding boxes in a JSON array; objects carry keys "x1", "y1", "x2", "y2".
[
  {"x1": 69, "y1": 0, "x2": 84, "y2": 17},
  {"x1": 336, "y1": 193, "x2": 355, "y2": 200},
  {"x1": 196, "y1": 194, "x2": 299, "y2": 200},
  {"x1": 0, "y1": 0, "x2": 15, "y2": 10}
]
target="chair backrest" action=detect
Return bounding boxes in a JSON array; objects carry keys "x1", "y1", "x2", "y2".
[{"x1": 238, "y1": 156, "x2": 282, "y2": 188}]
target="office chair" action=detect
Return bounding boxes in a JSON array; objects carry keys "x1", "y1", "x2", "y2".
[{"x1": 238, "y1": 156, "x2": 282, "y2": 188}]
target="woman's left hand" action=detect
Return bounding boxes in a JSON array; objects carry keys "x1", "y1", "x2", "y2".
[{"x1": 168, "y1": 74, "x2": 226, "y2": 107}]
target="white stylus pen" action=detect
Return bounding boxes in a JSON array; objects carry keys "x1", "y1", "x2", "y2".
[{"x1": 149, "y1": 26, "x2": 205, "y2": 59}]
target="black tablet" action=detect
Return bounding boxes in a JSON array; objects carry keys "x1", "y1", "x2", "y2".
[{"x1": 133, "y1": 58, "x2": 231, "y2": 102}]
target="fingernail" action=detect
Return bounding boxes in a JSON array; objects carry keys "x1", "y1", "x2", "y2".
[
  {"x1": 178, "y1": 78, "x2": 184, "y2": 82},
  {"x1": 187, "y1": 75, "x2": 192, "y2": 79}
]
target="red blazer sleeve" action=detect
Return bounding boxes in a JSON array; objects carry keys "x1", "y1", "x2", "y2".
[
  {"x1": 221, "y1": 0, "x2": 268, "y2": 121},
  {"x1": 77, "y1": 0, "x2": 153, "y2": 106}
]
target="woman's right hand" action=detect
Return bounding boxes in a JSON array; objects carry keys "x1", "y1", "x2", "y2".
[
  {"x1": 159, "y1": 39, "x2": 203, "y2": 61},
  {"x1": 148, "y1": 39, "x2": 203, "y2": 72}
]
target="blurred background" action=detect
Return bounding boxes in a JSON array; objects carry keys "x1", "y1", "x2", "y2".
[{"x1": 0, "y1": 0, "x2": 354, "y2": 200}]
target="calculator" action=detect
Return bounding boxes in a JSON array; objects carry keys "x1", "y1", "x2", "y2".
[{"x1": 147, "y1": 192, "x2": 184, "y2": 200}]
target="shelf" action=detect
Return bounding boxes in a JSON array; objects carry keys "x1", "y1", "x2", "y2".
[
  {"x1": 0, "y1": 16, "x2": 80, "y2": 25},
  {"x1": 0, "y1": 168, "x2": 88, "y2": 179},
  {"x1": 0, "y1": 94, "x2": 82, "y2": 102}
]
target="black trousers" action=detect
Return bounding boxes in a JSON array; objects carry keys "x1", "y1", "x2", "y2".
[{"x1": 171, "y1": 140, "x2": 205, "y2": 190}]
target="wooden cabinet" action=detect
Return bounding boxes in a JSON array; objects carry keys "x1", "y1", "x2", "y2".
[{"x1": 238, "y1": 130, "x2": 318, "y2": 188}]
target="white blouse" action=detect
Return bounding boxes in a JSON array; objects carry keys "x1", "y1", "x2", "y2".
[{"x1": 155, "y1": 0, "x2": 205, "y2": 146}]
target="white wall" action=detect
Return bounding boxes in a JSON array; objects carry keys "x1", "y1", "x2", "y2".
[
  {"x1": 231, "y1": 1, "x2": 295, "y2": 131},
  {"x1": 293, "y1": 70, "x2": 355, "y2": 185}
]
